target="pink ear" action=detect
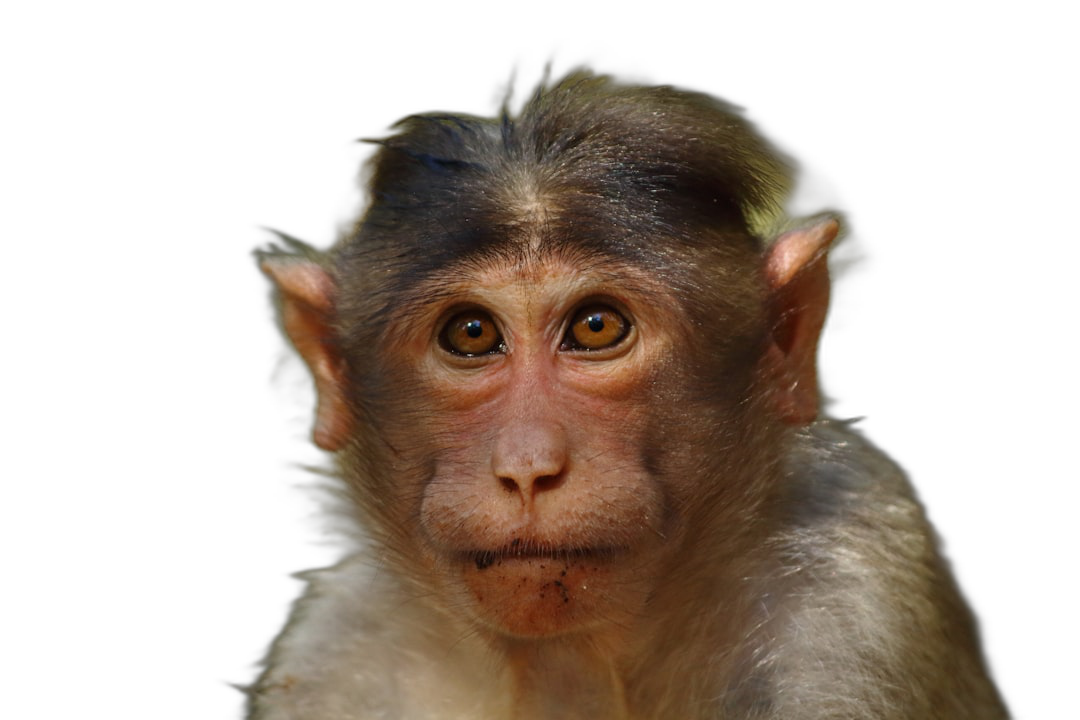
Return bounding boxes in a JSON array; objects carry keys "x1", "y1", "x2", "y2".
[
  {"x1": 762, "y1": 218, "x2": 839, "y2": 424},
  {"x1": 260, "y1": 258, "x2": 354, "y2": 451}
]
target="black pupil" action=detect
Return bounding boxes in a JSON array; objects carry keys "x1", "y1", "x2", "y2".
[
  {"x1": 465, "y1": 320, "x2": 484, "y2": 338},
  {"x1": 587, "y1": 315, "x2": 605, "y2": 333}
]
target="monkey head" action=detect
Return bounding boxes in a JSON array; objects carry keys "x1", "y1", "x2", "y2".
[{"x1": 259, "y1": 74, "x2": 837, "y2": 643}]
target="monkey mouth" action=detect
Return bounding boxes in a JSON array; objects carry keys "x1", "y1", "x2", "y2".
[{"x1": 463, "y1": 541, "x2": 625, "y2": 571}]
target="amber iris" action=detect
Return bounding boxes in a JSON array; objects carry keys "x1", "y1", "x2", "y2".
[
  {"x1": 443, "y1": 311, "x2": 501, "y2": 355},
  {"x1": 568, "y1": 306, "x2": 629, "y2": 350}
]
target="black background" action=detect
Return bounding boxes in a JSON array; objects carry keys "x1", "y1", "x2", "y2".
[{"x1": 71, "y1": 19, "x2": 1058, "y2": 716}]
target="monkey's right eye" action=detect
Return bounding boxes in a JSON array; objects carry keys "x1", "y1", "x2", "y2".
[{"x1": 440, "y1": 310, "x2": 503, "y2": 356}]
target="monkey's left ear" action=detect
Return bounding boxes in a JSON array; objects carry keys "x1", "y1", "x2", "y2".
[{"x1": 762, "y1": 217, "x2": 840, "y2": 424}]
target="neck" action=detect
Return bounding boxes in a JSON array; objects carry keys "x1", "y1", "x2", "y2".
[{"x1": 503, "y1": 636, "x2": 631, "y2": 720}]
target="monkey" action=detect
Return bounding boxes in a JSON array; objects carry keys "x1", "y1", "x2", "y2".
[{"x1": 249, "y1": 71, "x2": 1008, "y2": 719}]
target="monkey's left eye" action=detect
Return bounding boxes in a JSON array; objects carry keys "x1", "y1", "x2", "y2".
[
  {"x1": 562, "y1": 305, "x2": 630, "y2": 352},
  {"x1": 440, "y1": 310, "x2": 504, "y2": 356}
]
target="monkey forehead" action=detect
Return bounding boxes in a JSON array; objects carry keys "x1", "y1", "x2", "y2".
[{"x1": 403, "y1": 251, "x2": 677, "y2": 316}]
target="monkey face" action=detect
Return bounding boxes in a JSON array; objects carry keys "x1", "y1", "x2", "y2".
[{"x1": 372, "y1": 254, "x2": 691, "y2": 639}]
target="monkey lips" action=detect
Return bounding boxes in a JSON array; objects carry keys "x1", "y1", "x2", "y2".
[{"x1": 454, "y1": 543, "x2": 638, "y2": 638}]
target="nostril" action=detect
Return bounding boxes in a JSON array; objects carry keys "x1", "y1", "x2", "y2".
[
  {"x1": 533, "y1": 474, "x2": 562, "y2": 493},
  {"x1": 500, "y1": 476, "x2": 518, "y2": 494}
]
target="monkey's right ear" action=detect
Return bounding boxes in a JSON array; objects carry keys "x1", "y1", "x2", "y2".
[{"x1": 259, "y1": 256, "x2": 353, "y2": 451}]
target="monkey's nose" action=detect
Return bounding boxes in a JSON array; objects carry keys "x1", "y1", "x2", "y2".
[{"x1": 491, "y1": 420, "x2": 568, "y2": 502}]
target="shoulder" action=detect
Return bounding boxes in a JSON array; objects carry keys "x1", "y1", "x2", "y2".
[{"x1": 248, "y1": 554, "x2": 511, "y2": 720}]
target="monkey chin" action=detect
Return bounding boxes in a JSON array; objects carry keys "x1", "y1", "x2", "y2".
[{"x1": 456, "y1": 549, "x2": 639, "y2": 639}]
